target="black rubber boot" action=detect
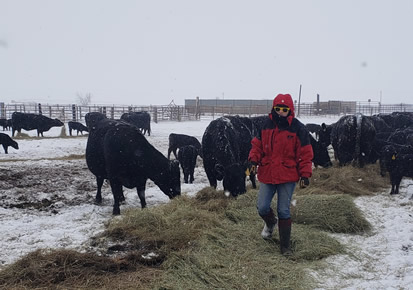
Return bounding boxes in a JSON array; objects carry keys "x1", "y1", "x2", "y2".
[
  {"x1": 259, "y1": 208, "x2": 277, "y2": 239},
  {"x1": 278, "y1": 218, "x2": 292, "y2": 256}
]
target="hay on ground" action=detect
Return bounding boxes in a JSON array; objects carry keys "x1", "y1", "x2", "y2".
[
  {"x1": 292, "y1": 194, "x2": 371, "y2": 233},
  {"x1": 296, "y1": 163, "x2": 388, "y2": 196}
]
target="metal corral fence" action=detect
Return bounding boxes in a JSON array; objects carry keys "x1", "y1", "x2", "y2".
[
  {"x1": 0, "y1": 102, "x2": 192, "y2": 123},
  {"x1": 185, "y1": 99, "x2": 413, "y2": 118},
  {"x1": 1, "y1": 100, "x2": 413, "y2": 123}
]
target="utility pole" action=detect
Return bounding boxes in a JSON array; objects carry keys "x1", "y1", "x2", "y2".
[{"x1": 297, "y1": 84, "x2": 302, "y2": 117}]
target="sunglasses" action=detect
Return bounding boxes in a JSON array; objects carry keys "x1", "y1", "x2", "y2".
[{"x1": 274, "y1": 106, "x2": 290, "y2": 112}]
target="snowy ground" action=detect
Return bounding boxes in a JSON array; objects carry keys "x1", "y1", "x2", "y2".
[{"x1": 0, "y1": 115, "x2": 412, "y2": 289}]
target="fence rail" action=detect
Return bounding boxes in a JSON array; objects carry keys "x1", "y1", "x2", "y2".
[{"x1": 1, "y1": 101, "x2": 413, "y2": 123}]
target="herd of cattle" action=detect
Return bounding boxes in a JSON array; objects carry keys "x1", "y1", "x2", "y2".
[{"x1": 1, "y1": 110, "x2": 413, "y2": 214}]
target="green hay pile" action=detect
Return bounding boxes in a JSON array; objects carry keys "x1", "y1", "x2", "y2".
[
  {"x1": 292, "y1": 194, "x2": 371, "y2": 233},
  {"x1": 297, "y1": 163, "x2": 388, "y2": 196}
]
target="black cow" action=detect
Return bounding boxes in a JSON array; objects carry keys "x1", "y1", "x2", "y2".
[
  {"x1": 202, "y1": 116, "x2": 257, "y2": 196},
  {"x1": 0, "y1": 133, "x2": 19, "y2": 153},
  {"x1": 7, "y1": 119, "x2": 12, "y2": 130},
  {"x1": 177, "y1": 145, "x2": 198, "y2": 183},
  {"x1": 0, "y1": 119, "x2": 8, "y2": 131},
  {"x1": 86, "y1": 115, "x2": 180, "y2": 214},
  {"x1": 379, "y1": 143, "x2": 413, "y2": 177},
  {"x1": 375, "y1": 112, "x2": 413, "y2": 130},
  {"x1": 68, "y1": 121, "x2": 88, "y2": 136},
  {"x1": 318, "y1": 122, "x2": 335, "y2": 147},
  {"x1": 366, "y1": 115, "x2": 393, "y2": 133},
  {"x1": 168, "y1": 133, "x2": 202, "y2": 159},
  {"x1": 85, "y1": 112, "x2": 107, "y2": 130},
  {"x1": 11, "y1": 112, "x2": 64, "y2": 137},
  {"x1": 330, "y1": 113, "x2": 376, "y2": 167},
  {"x1": 387, "y1": 128, "x2": 413, "y2": 147},
  {"x1": 120, "y1": 111, "x2": 151, "y2": 136},
  {"x1": 305, "y1": 123, "x2": 322, "y2": 137},
  {"x1": 381, "y1": 149, "x2": 413, "y2": 195},
  {"x1": 249, "y1": 115, "x2": 268, "y2": 134},
  {"x1": 309, "y1": 134, "x2": 332, "y2": 168}
]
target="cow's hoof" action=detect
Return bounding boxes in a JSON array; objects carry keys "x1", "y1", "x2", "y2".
[
  {"x1": 112, "y1": 208, "x2": 120, "y2": 215},
  {"x1": 95, "y1": 198, "x2": 102, "y2": 205}
]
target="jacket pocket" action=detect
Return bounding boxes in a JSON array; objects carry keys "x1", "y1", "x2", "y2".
[{"x1": 281, "y1": 159, "x2": 297, "y2": 169}]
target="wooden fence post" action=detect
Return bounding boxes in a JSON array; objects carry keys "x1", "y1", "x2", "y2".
[
  {"x1": 72, "y1": 104, "x2": 76, "y2": 121},
  {"x1": 153, "y1": 107, "x2": 158, "y2": 123}
]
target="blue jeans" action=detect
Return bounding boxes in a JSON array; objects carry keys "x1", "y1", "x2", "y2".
[{"x1": 257, "y1": 182, "x2": 296, "y2": 219}]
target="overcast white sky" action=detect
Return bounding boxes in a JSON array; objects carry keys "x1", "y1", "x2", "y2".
[{"x1": 1, "y1": 0, "x2": 412, "y2": 105}]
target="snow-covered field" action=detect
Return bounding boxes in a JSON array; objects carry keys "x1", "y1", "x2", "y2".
[{"x1": 0, "y1": 115, "x2": 412, "y2": 289}]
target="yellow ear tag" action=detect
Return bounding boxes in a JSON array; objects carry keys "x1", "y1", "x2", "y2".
[
  {"x1": 245, "y1": 168, "x2": 250, "y2": 176},
  {"x1": 392, "y1": 154, "x2": 396, "y2": 160}
]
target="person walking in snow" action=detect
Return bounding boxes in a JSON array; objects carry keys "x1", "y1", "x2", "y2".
[{"x1": 248, "y1": 93, "x2": 313, "y2": 255}]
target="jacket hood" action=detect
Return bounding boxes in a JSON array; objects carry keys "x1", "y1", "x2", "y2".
[{"x1": 270, "y1": 93, "x2": 295, "y2": 124}]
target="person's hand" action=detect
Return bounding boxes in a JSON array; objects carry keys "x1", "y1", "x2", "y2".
[{"x1": 299, "y1": 177, "x2": 309, "y2": 188}]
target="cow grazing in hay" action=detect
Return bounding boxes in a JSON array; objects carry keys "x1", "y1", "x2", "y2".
[
  {"x1": 86, "y1": 115, "x2": 180, "y2": 215},
  {"x1": 202, "y1": 116, "x2": 257, "y2": 196}
]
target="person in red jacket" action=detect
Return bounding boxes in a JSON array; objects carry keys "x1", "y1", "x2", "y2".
[{"x1": 248, "y1": 93, "x2": 313, "y2": 255}]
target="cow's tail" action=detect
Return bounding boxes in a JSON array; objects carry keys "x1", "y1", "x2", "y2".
[{"x1": 355, "y1": 113, "x2": 362, "y2": 167}]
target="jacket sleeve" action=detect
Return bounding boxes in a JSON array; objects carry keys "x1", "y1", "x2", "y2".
[
  {"x1": 297, "y1": 127, "x2": 313, "y2": 178},
  {"x1": 249, "y1": 136, "x2": 263, "y2": 164}
]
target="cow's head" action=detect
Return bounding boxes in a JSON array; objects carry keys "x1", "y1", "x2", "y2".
[
  {"x1": 222, "y1": 163, "x2": 247, "y2": 197},
  {"x1": 85, "y1": 112, "x2": 107, "y2": 130},
  {"x1": 11, "y1": 140, "x2": 19, "y2": 150},
  {"x1": 318, "y1": 123, "x2": 332, "y2": 147},
  {"x1": 53, "y1": 119, "x2": 64, "y2": 127},
  {"x1": 161, "y1": 160, "x2": 181, "y2": 199}
]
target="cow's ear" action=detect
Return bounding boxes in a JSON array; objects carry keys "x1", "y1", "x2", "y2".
[
  {"x1": 321, "y1": 123, "x2": 327, "y2": 130},
  {"x1": 215, "y1": 164, "x2": 225, "y2": 180}
]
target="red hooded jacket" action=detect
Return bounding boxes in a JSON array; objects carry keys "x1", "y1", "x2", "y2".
[{"x1": 248, "y1": 94, "x2": 313, "y2": 184}]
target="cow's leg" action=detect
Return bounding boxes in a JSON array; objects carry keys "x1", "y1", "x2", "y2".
[
  {"x1": 205, "y1": 170, "x2": 217, "y2": 189},
  {"x1": 12, "y1": 127, "x2": 15, "y2": 137},
  {"x1": 109, "y1": 179, "x2": 123, "y2": 215},
  {"x1": 167, "y1": 148, "x2": 172, "y2": 159},
  {"x1": 183, "y1": 168, "x2": 189, "y2": 184},
  {"x1": 250, "y1": 172, "x2": 257, "y2": 189},
  {"x1": 95, "y1": 177, "x2": 104, "y2": 204},
  {"x1": 119, "y1": 189, "x2": 125, "y2": 202},
  {"x1": 189, "y1": 167, "x2": 195, "y2": 184},
  {"x1": 69, "y1": 129, "x2": 72, "y2": 136},
  {"x1": 136, "y1": 184, "x2": 147, "y2": 208},
  {"x1": 3, "y1": 145, "x2": 8, "y2": 154},
  {"x1": 395, "y1": 183, "x2": 400, "y2": 195}
]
